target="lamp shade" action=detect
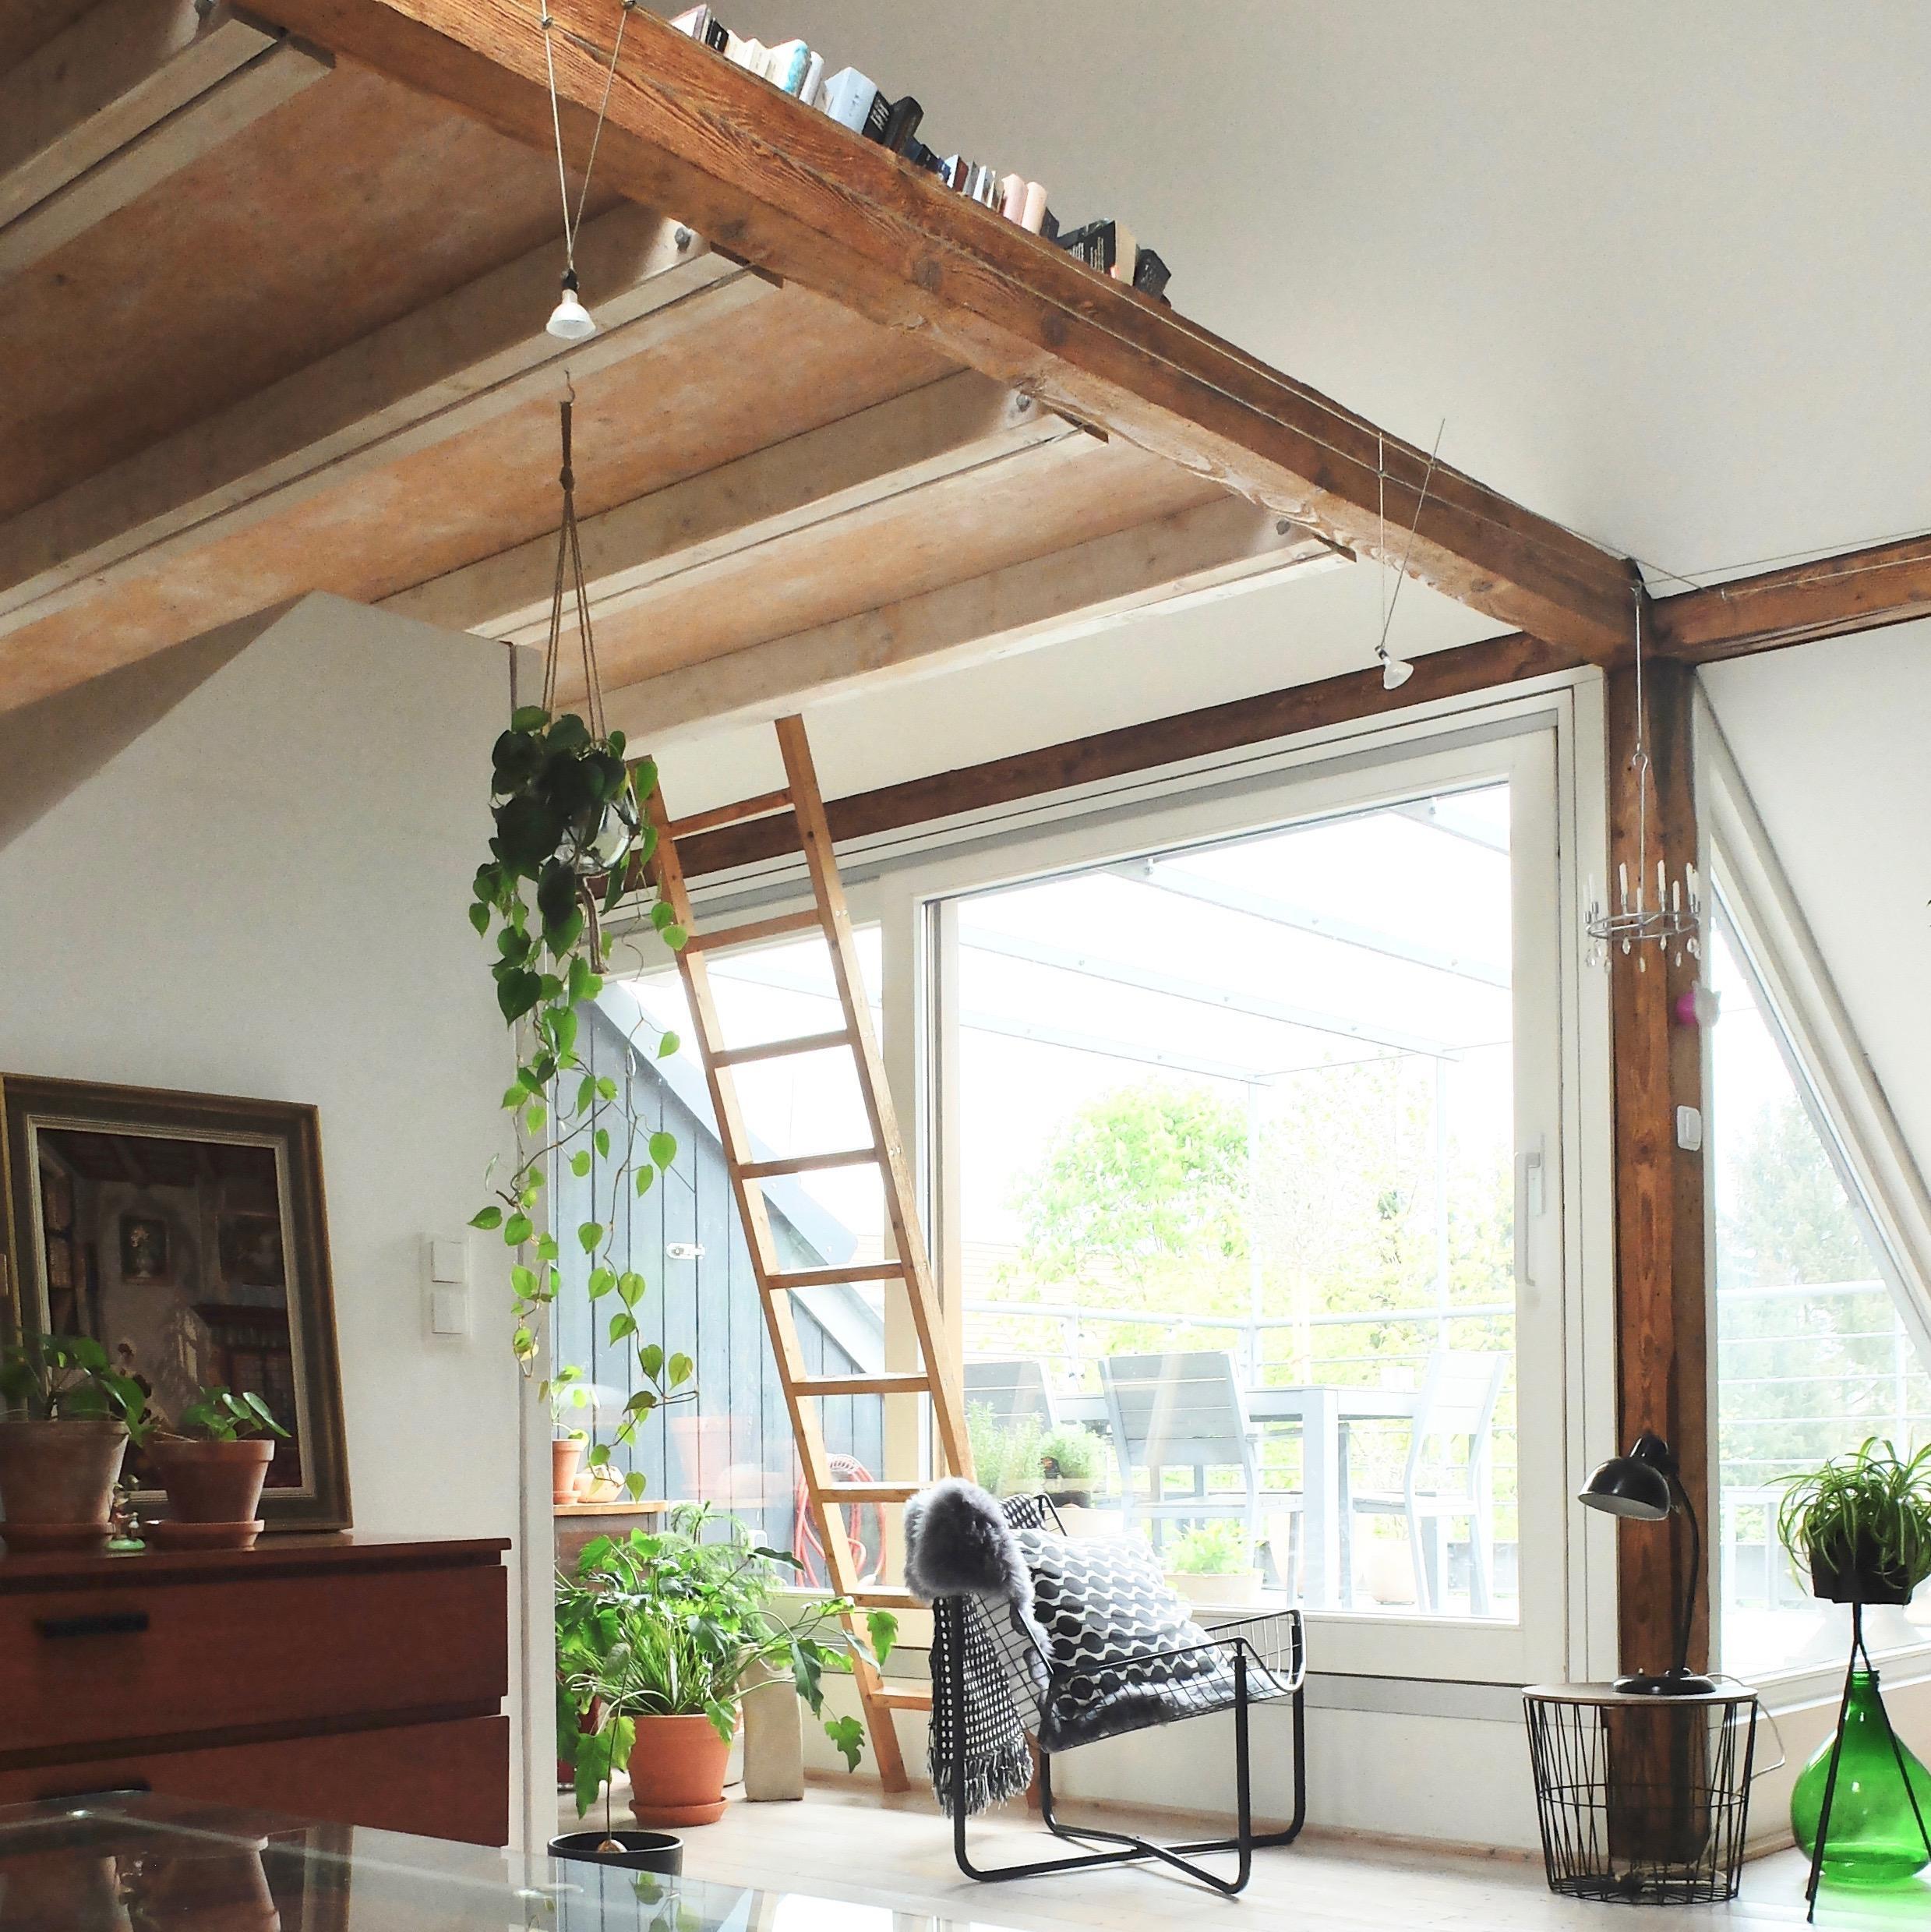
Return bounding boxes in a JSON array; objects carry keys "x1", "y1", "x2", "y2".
[{"x1": 1578, "y1": 1433, "x2": 1675, "y2": 1521}]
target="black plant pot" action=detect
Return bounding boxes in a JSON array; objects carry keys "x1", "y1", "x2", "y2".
[
  {"x1": 1809, "y1": 1549, "x2": 1915, "y2": 1606},
  {"x1": 549, "y1": 1830, "x2": 683, "y2": 1875}
]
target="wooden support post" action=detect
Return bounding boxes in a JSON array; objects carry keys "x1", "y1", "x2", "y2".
[{"x1": 1606, "y1": 652, "x2": 1710, "y2": 1682}]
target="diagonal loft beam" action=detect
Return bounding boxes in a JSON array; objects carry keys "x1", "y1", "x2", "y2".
[
  {"x1": 0, "y1": 207, "x2": 750, "y2": 641},
  {"x1": 0, "y1": 1, "x2": 330, "y2": 276},
  {"x1": 381, "y1": 369, "x2": 1076, "y2": 642},
  {"x1": 605, "y1": 497, "x2": 1337, "y2": 739},
  {"x1": 244, "y1": 0, "x2": 1641, "y2": 660}
]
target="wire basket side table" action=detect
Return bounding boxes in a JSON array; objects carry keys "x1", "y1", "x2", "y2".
[{"x1": 1523, "y1": 1683, "x2": 1760, "y2": 1905}]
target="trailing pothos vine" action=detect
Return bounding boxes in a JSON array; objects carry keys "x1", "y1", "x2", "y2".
[{"x1": 469, "y1": 704, "x2": 694, "y2": 1496}]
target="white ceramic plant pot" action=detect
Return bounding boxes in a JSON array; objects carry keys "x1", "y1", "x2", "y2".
[{"x1": 1166, "y1": 1568, "x2": 1264, "y2": 1609}]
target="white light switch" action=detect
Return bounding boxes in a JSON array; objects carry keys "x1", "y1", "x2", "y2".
[
  {"x1": 430, "y1": 1287, "x2": 469, "y2": 1336},
  {"x1": 430, "y1": 1238, "x2": 468, "y2": 1284},
  {"x1": 1676, "y1": 1105, "x2": 1704, "y2": 1152}
]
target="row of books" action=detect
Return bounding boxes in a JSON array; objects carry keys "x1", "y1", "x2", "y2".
[{"x1": 666, "y1": 5, "x2": 1171, "y2": 302}]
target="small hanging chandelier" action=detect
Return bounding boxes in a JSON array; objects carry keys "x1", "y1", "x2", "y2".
[{"x1": 1586, "y1": 593, "x2": 1701, "y2": 971}]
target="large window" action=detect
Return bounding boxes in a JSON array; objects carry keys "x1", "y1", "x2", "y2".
[
  {"x1": 932, "y1": 723, "x2": 1573, "y2": 1678},
  {"x1": 1710, "y1": 906, "x2": 1931, "y2": 1678}
]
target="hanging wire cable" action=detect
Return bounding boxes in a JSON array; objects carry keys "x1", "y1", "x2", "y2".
[{"x1": 534, "y1": 1, "x2": 637, "y2": 337}]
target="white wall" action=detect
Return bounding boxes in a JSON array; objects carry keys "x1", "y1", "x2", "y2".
[{"x1": 0, "y1": 592, "x2": 546, "y2": 1842}]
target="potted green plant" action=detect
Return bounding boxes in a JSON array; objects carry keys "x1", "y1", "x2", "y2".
[
  {"x1": 550, "y1": 1363, "x2": 595, "y2": 1503},
  {"x1": 469, "y1": 707, "x2": 697, "y2": 1489},
  {"x1": 966, "y1": 1404, "x2": 1043, "y2": 1499},
  {"x1": 1163, "y1": 1521, "x2": 1263, "y2": 1607},
  {"x1": 1038, "y1": 1424, "x2": 1103, "y2": 1510},
  {"x1": 0, "y1": 1333, "x2": 148, "y2": 1552},
  {"x1": 1777, "y1": 1437, "x2": 1931, "y2": 1605},
  {"x1": 147, "y1": 1386, "x2": 288, "y2": 1551},
  {"x1": 560, "y1": 1505, "x2": 895, "y2": 1831}
]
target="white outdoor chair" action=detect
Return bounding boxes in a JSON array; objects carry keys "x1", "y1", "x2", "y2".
[
  {"x1": 964, "y1": 1357, "x2": 1061, "y2": 1430},
  {"x1": 1099, "y1": 1350, "x2": 1302, "y2": 1589},
  {"x1": 1343, "y1": 1350, "x2": 1507, "y2": 1613}
]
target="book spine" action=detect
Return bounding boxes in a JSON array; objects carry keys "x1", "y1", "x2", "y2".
[
  {"x1": 1019, "y1": 180, "x2": 1050, "y2": 233},
  {"x1": 999, "y1": 172, "x2": 1027, "y2": 221},
  {"x1": 881, "y1": 94, "x2": 924, "y2": 154},
  {"x1": 703, "y1": 19, "x2": 729, "y2": 51},
  {"x1": 798, "y1": 49, "x2": 825, "y2": 108},
  {"x1": 1131, "y1": 247, "x2": 1171, "y2": 298},
  {"x1": 666, "y1": 5, "x2": 708, "y2": 41},
  {"x1": 768, "y1": 38, "x2": 810, "y2": 94}
]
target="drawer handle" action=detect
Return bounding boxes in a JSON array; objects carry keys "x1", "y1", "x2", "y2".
[{"x1": 34, "y1": 1610, "x2": 150, "y2": 1640}]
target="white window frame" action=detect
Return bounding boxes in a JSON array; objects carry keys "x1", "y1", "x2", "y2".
[
  {"x1": 1699, "y1": 697, "x2": 1931, "y2": 1694},
  {"x1": 658, "y1": 676, "x2": 1620, "y2": 1688}
]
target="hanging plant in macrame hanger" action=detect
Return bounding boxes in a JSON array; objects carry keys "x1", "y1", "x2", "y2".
[
  {"x1": 466, "y1": 0, "x2": 694, "y2": 1489},
  {"x1": 468, "y1": 394, "x2": 694, "y2": 1471}
]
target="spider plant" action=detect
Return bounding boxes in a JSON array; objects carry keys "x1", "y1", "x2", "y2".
[{"x1": 1777, "y1": 1437, "x2": 1931, "y2": 1605}]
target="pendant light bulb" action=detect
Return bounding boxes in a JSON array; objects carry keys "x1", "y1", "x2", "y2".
[
  {"x1": 547, "y1": 269, "x2": 597, "y2": 342},
  {"x1": 1379, "y1": 646, "x2": 1414, "y2": 691}
]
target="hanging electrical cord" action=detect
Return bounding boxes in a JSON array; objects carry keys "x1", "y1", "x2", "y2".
[
  {"x1": 1372, "y1": 418, "x2": 1446, "y2": 690},
  {"x1": 535, "y1": 0, "x2": 638, "y2": 340}
]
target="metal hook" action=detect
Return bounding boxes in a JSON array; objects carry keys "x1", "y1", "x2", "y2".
[{"x1": 563, "y1": 367, "x2": 577, "y2": 407}]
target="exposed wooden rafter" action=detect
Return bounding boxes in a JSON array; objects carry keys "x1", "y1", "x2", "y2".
[
  {"x1": 611, "y1": 500, "x2": 1338, "y2": 739},
  {"x1": 1653, "y1": 530, "x2": 1931, "y2": 662},
  {"x1": 671, "y1": 630, "x2": 1586, "y2": 881},
  {"x1": 0, "y1": 207, "x2": 740, "y2": 642},
  {"x1": 244, "y1": 0, "x2": 1641, "y2": 661},
  {"x1": 383, "y1": 370, "x2": 1078, "y2": 642},
  {"x1": 0, "y1": 0, "x2": 330, "y2": 276}
]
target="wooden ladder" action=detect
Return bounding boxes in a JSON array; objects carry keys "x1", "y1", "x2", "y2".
[{"x1": 643, "y1": 714, "x2": 973, "y2": 1792}]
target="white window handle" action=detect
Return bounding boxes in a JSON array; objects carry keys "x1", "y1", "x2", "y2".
[{"x1": 1516, "y1": 1139, "x2": 1546, "y2": 1291}]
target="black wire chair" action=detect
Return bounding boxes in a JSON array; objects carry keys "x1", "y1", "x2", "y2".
[{"x1": 932, "y1": 1493, "x2": 1308, "y2": 1897}]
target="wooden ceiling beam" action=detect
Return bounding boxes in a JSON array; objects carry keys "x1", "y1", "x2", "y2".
[
  {"x1": 613, "y1": 499, "x2": 1340, "y2": 742},
  {"x1": 243, "y1": 0, "x2": 1640, "y2": 661},
  {"x1": 382, "y1": 369, "x2": 1077, "y2": 643},
  {"x1": 671, "y1": 628, "x2": 1583, "y2": 881},
  {"x1": 0, "y1": 207, "x2": 757, "y2": 642},
  {"x1": 0, "y1": 1, "x2": 330, "y2": 275},
  {"x1": 1652, "y1": 530, "x2": 1931, "y2": 662}
]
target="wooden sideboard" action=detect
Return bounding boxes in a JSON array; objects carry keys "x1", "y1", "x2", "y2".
[{"x1": 0, "y1": 1535, "x2": 509, "y2": 1845}]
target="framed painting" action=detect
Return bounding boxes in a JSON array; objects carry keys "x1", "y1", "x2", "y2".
[{"x1": 0, "y1": 1074, "x2": 351, "y2": 1531}]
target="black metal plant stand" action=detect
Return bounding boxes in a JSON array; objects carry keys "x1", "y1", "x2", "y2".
[
  {"x1": 1802, "y1": 1598, "x2": 1931, "y2": 1922},
  {"x1": 937, "y1": 1594, "x2": 1307, "y2": 1898}
]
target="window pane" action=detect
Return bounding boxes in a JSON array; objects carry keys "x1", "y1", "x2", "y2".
[
  {"x1": 955, "y1": 783, "x2": 1519, "y2": 1619},
  {"x1": 1710, "y1": 909, "x2": 1931, "y2": 1676},
  {"x1": 553, "y1": 927, "x2": 888, "y2": 1577}
]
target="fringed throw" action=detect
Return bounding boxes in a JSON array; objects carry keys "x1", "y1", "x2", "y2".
[{"x1": 902, "y1": 1479, "x2": 1044, "y2": 1817}]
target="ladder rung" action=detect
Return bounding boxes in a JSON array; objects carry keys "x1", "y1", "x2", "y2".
[
  {"x1": 683, "y1": 907, "x2": 822, "y2": 954},
  {"x1": 740, "y1": 1146, "x2": 879, "y2": 1180},
  {"x1": 874, "y1": 1687, "x2": 932, "y2": 1711},
  {"x1": 851, "y1": 1584, "x2": 921, "y2": 1609},
  {"x1": 711, "y1": 1027, "x2": 852, "y2": 1068},
  {"x1": 820, "y1": 1482, "x2": 920, "y2": 1503},
  {"x1": 766, "y1": 1260, "x2": 908, "y2": 1291},
  {"x1": 793, "y1": 1372, "x2": 930, "y2": 1397},
  {"x1": 668, "y1": 789, "x2": 793, "y2": 839}
]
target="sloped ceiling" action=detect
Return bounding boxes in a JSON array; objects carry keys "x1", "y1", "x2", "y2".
[{"x1": 1701, "y1": 627, "x2": 1931, "y2": 1187}]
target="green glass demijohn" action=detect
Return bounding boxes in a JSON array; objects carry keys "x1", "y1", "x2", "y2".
[{"x1": 1791, "y1": 1669, "x2": 1931, "y2": 1888}]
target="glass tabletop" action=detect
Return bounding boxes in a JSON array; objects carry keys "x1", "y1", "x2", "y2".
[{"x1": 0, "y1": 1793, "x2": 1016, "y2": 1932}]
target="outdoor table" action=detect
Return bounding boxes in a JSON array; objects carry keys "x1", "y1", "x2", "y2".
[{"x1": 1057, "y1": 1383, "x2": 1420, "y2": 1608}]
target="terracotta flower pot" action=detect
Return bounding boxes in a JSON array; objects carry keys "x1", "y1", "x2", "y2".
[
  {"x1": 0, "y1": 1417, "x2": 127, "y2": 1552},
  {"x1": 149, "y1": 1436, "x2": 275, "y2": 1549},
  {"x1": 552, "y1": 1438, "x2": 585, "y2": 1503},
  {"x1": 627, "y1": 1711, "x2": 737, "y2": 1828}
]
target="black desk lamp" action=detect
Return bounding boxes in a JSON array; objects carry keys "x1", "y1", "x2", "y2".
[{"x1": 1579, "y1": 1431, "x2": 1717, "y2": 1696}]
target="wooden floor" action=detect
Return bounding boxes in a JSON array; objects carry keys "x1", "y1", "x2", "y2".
[{"x1": 560, "y1": 1775, "x2": 1923, "y2": 1930}]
